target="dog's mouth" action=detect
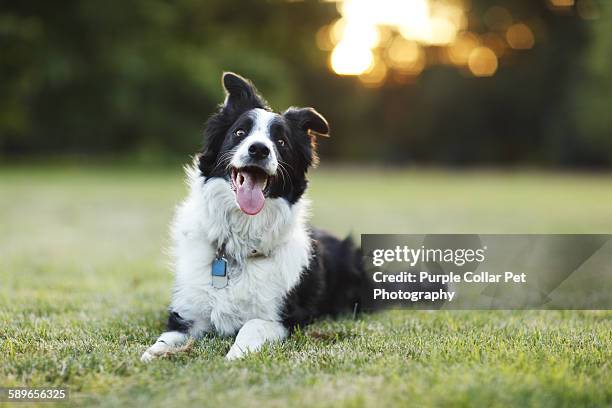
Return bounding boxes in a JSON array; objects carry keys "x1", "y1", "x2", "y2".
[{"x1": 230, "y1": 166, "x2": 271, "y2": 215}]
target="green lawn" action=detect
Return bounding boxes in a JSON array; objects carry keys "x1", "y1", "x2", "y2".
[{"x1": 1, "y1": 165, "x2": 611, "y2": 407}]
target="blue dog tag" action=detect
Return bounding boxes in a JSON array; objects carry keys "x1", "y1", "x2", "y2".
[{"x1": 211, "y1": 257, "x2": 228, "y2": 288}]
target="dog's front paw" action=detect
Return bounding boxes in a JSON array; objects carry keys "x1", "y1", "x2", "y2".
[
  {"x1": 225, "y1": 343, "x2": 248, "y2": 361},
  {"x1": 140, "y1": 342, "x2": 171, "y2": 363}
]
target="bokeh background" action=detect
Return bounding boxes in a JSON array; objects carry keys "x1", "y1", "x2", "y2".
[{"x1": 1, "y1": 0, "x2": 611, "y2": 167}]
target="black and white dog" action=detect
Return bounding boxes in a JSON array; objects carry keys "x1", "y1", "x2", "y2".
[{"x1": 142, "y1": 73, "x2": 369, "y2": 362}]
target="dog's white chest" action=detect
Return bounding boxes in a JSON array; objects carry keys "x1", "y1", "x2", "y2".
[{"x1": 207, "y1": 257, "x2": 289, "y2": 335}]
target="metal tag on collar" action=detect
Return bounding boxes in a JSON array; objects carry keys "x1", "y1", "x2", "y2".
[
  {"x1": 211, "y1": 245, "x2": 228, "y2": 289},
  {"x1": 211, "y1": 256, "x2": 228, "y2": 288}
]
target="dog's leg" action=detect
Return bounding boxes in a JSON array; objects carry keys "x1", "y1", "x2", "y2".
[
  {"x1": 141, "y1": 331, "x2": 189, "y2": 363},
  {"x1": 225, "y1": 319, "x2": 288, "y2": 360},
  {"x1": 141, "y1": 310, "x2": 202, "y2": 363}
]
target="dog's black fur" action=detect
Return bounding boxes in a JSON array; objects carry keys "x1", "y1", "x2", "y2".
[{"x1": 280, "y1": 232, "x2": 371, "y2": 330}]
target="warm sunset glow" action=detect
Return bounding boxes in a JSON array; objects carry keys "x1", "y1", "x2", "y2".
[
  {"x1": 328, "y1": 0, "x2": 464, "y2": 78},
  {"x1": 548, "y1": 0, "x2": 575, "y2": 7},
  {"x1": 359, "y1": 61, "x2": 388, "y2": 87},
  {"x1": 321, "y1": 0, "x2": 538, "y2": 82},
  {"x1": 315, "y1": 25, "x2": 334, "y2": 51},
  {"x1": 387, "y1": 38, "x2": 421, "y2": 68},
  {"x1": 331, "y1": 42, "x2": 374, "y2": 75},
  {"x1": 468, "y1": 47, "x2": 498, "y2": 77},
  {"x1": 426, "y1": 16, "x2": 458, "y2": 45},
  {"x1": 341, "y1": 0, "x2": 431, "y2": 33},
  {"x1": 482, "y1": 32, "x2": 507, "y2": 58},
  {"x1": 447, "y1": 32, "x2": 479, "y2": 66},
  {"x1": 342, "y1": 22, "x2": 381, "y2": 49},
  {"x1": 506, "y1": 23, "x2": 535, "y2": 50}
]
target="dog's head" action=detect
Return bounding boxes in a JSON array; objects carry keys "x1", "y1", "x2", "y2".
[{"x1": 198, "y1": 72, "x2": 329, "y2": 215}]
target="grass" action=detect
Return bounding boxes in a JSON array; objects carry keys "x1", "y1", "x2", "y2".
[{"x1": 1, "y1": 165, "x2": 611, "y2": 407}]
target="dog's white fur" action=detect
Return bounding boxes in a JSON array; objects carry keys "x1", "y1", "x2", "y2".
[
  {"x1": 141, "y1": 155, "x2": 312, "y2": 361},
  {"x1": 231, "y1": 109, "x2": 278, "y2": 175}
]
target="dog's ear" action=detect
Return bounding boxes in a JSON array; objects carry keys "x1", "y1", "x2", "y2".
[
  {"x1": 222, "y1": 72, "x2": 267, "y2": 114},
  {"x1": 283, "y1": 107, "x2": 330, "y2": 138},
  {"x1": 199, "y1": 111, "x2": 230, "y2": 178},
  {"x1": 199, "y1": 73, "x2": 267, "y2": 177},
  {"x1": 283, "y1": 107, "x2": 330, "y2": 168}
]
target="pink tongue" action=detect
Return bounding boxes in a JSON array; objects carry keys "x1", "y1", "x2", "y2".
[{"x1": 236, "y1": 172, "x2": 265, "y2": 215}]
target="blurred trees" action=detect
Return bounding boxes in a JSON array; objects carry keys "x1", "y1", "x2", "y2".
[
  {"x1": 0, "y1": 0, "x2": 330, "y2": 156},
  {"x1": 572, "y1": 1, "x2": 612, "y2": 164},
  {"x1": 0, "y1": 0, "x2": 609, "y2": 166}
]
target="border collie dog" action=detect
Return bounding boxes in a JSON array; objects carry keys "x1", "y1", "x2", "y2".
[{"x1": 141, "y1": 72, "x2": 368, "y2": 362}]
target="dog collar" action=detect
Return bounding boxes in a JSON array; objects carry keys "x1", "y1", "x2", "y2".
[
  {"x1": 211, "y1": 244, "x2": 229, "y2": 289},
  {"x1": 211, "y1": 242, "x2": 267, "y2": 289}
]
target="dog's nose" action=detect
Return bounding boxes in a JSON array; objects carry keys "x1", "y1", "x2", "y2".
[{"x1": 248, "y1": 142, "x2": 270, "y2": 160}]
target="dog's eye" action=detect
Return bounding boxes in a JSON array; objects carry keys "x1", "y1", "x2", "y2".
[
  {"x1": 277, "y1": 139, "x2": 285, "y2": 147},
  {"x1": 235, "y1": 129, "x2": 246, "y2": 137}
]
